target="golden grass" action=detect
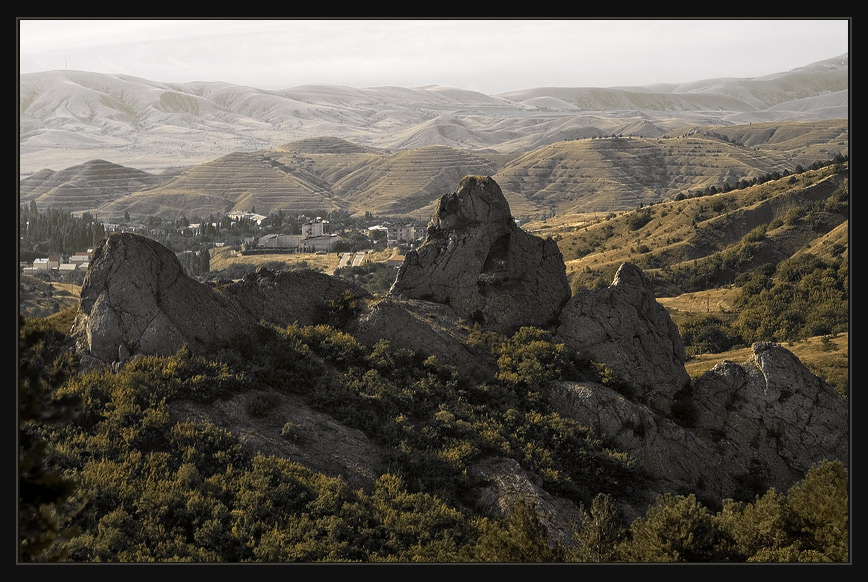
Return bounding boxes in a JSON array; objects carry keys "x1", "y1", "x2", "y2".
[
  {"x1": 658, "y1": 288, "x2": 740, "y2": 316},
  {"x1": 208, "y1": 246, "x2": 398, "y2": 275}
]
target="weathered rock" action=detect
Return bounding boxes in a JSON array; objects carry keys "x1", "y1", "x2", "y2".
[
  {"x1": 690, "y1": 342, "x2": 849, "y2": 490},
  {"x1": 390, "y1": 176, "x2": 571, "y2": 334},
  {"x1": 544, "y1": 341, "x2": 849, "y2": 507},
  {"x1": 350, "y1": 296, "x2": 498, "y2": 380},
  {"x1": 555, "y1": 263, "x2": 690, "y2": 415},
  {"x1": 72, "y1": 232, "x2": 262, "y2": 362},
  {"x1": 72, "y1": 232, "x2": 370, "y2": 363},
  {"x1": 546, "y1": 378, "x2": 735, "y2": 508},
  {"x1": 171, "y1": 390, "x2": 385, "y2": 492},
  {"x1": 473, "y1": 456, "x2": 583, "y2": 546}
]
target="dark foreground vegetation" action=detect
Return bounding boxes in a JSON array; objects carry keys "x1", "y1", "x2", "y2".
[
  {"x1": 18, "y1": 156, "x2": 849, "y2": 563},
  {"x1": 19, "y1": 308, "x2": 848, "y2": 563}
]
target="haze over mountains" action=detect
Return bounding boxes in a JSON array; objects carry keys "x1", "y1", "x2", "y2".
[{"x1": 19, "y1": 53, "x2": 848, "y2": 220}]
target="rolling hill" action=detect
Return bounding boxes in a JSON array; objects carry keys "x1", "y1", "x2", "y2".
[
  {"x1": 20, "y1": 53, "x2": 847, "y2": 180},
  {"x1": 20, "y1": 117, "x2": 848, "y2": 221}
]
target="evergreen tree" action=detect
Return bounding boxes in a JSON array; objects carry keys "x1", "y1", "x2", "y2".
[
  {"x1": 569, "y1": 493, "x2": 626, "y2": 562},
  {"x1": 474, "y1": 499, "x2": 564, "y2": 562}
]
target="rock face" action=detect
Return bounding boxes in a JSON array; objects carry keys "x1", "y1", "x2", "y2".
[
  {"x1": 389, "y1": 175, "x2": 571, "y2": 334},
  {"x1": 690, "y1": 342, "x2": 849, "y2": 490},
  {"x1": 545, "y1": 340, "x2": 849, "y2": 506},
  {"x1": 351, "y1": 296, "x2": 499, "y2": 381},
  {"x1": 72, "y1": 232, "x2": 368, "y2": 363},
  {"x1": 72, "y1": 233, "x2": 262, "y2": 362},
  {"x1": 68, "y1": 177, "x2": 848, "y2": 528},
  {"x1": 221, "y1": 266, "x2": 371, "y2": 329},
  {"x1": 555, "y1": 263, "x2": 690, "y2": 416}
]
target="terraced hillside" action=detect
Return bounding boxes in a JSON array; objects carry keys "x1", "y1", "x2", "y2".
[
  {"x1": 20, "y1": 55, "x2": 847, "y2": 178},
  {"x1": 494, "y1": 119, "x2": 847, "y2": 214},
  {"x1": 96, "y1": 150, "x2": 349, "y2": 219},
  {"x1": 20, "y1": 118, "x2": 848, "y2": 222},
  {"x1": 276, "y1": 143, "x2": 503, "y2": 218},
  {"x1": 19, "y1": 159, "x2": 168, "y2": 214}
]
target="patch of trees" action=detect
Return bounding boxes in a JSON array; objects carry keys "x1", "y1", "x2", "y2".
[
  {"x1": 676, "y1": 251, "x2": 848, "y2": 359},
  {"x1": 19, "y1": 202, "x2": 105, "y2": 256},
  {"x1": 731, "y1": 253, "x2": 848, "y2": 343},
  {"x1": 19, "y1": 313, "x2": 848, "y2": 562}
]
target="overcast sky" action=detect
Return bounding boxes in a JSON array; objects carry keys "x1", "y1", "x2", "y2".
[{"x1": 18, "y1": 18, "x2": 850, "y2": 95}]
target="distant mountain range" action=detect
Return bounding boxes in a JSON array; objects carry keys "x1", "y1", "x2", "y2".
[{"x1": 19, "y1": 53, "x2": 848, "y2": 219}]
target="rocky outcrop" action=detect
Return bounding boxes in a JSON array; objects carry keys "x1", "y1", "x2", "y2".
[
  {"x1": 389, "y1": 175, "x2": 571, "y2": 334},
  {"x1": 473, "y1": 456, "x2": 583, "y2": 546},
  {"x1": 72, "y1": 232, "x2": 369, "y2": 363},
  {"x1": 351, "y1": 297, "x2": 498, "y2": 381},
  {"x1": 220, "y1": 266, "x2": 370, "y2": 328},
  {"x1": 545, "y1": 341, "x2": 849, "y2": 506},
  {"x1": 690, "y1": 342, "x2": 849, "y2": 490},
  {"x1": 72, "y1": 233, "x2": 262, "y2": 362},
  {"x1": 68, "y1": 177, "x2": 848, "y2": 529},
  {"x1": 555, "y1": 263, "x2": 690, "y2": 416}
]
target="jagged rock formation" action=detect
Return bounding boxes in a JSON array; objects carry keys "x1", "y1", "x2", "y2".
[
  {"x1": 555, "y1": 262, "x2": 691, "y2": 416},
  {"x1": 220, "y1": 266, "x2": 371, "y2": 329},
  {"x1": 690, "y1": 342, "x2": 849, "y2": 490},
  {"x1": 350, "y1": 297, "x2": 498, "y2": 381},
  {"x1": 389, "y1": 175, "x2": 571, "y2": 334},
  {"x1": 544, "y1": 340, "x2": 848, "y2": 508}
]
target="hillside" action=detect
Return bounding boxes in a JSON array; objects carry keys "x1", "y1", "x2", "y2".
[
  {"x1": 19, "y1": 119, "x2": 848, "y2": 222},
  {"x1": 537, "y1": 162, "x2": 849, "y2": 294},
  {"x1": 19, "y1": 175, "x2": 849, "y2": 563},
  {"x1": 19, "y1": 53, "x2": 847, "y2": 180}
]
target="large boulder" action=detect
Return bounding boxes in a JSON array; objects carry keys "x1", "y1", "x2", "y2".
[
  {"x1": 390, "y1": 176, "x2": 571, "y2": 334},
  {"x1": 544, "y1": 340, "x2": 849, "y2": 507},
  {"x1": 555, "y1": 263, "x2": 690, "y2": 415},
  {"x1": 351, "y1": 296, "x2": 499, "y2": 380},
  {"x1": 72, "y1": 232, "x2": 261, "y2": 362},
  {"x1": 72, "y1": 232, "x2": 370, "y2": 363},
  {"x1": 220, "y1": 266, "x2": 371, "y2": 328}
]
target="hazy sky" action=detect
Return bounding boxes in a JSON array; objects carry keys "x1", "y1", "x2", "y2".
[{"x1": 18, "y1": 18, "x2": 850, "y2": 94}]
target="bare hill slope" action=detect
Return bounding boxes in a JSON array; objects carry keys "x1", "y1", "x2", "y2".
[
  {"x1": 20, "y1": 119, "x2": 848, "y2": 222},
  {"x1": 20, "y1": 54, "x2": 847, "y2": 179}
]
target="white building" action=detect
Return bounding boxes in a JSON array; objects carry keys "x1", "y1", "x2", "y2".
[{"x1": 227, "y1": 210, "x2": 267, "y2": 225}]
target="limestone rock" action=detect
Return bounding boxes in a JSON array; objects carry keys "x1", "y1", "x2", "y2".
[
  {"x1": 390, "y1": 176, "x2": 571, "y2": 334},
  {"x1": 350, "y1": 296, "x2": 498, "y2": 380},
  {"x1": 473, "y1": 456, "x2": 583, "y2": 547},
  {"x1": 544, "y1": 340, "x2": 849, "y2": 507},
  {"x1": 555, "y1": 262, "x2": 690, "y2": 415},
  {"x1": 72, "y1": 232, "x2": 261, "y2": 362},
  {"x1": 72, "y1": 233, "x2": 369, "y2": 363},
  {"x1": 690, "y1": 342, "x2": 849, "y2": 489}
]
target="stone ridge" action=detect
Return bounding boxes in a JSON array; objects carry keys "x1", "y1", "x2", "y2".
[{"x1": 72, "y1": 232, "x2": 368, "y2": 363}]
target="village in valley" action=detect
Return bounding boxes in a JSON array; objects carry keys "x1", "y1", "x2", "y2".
[{"x1": 20, "y1": 209, "x2": 429, "y2": 282}]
